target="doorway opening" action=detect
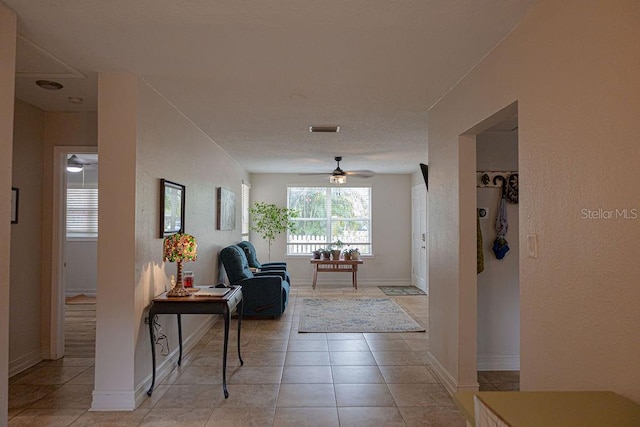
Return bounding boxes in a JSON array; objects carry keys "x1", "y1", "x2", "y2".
[
  {"x1": 50, "y1": 147, "x2": 98, "y2": 360},
  {"x1": 411, "y1": 184, "x2": 428, "y2": 293},
  {"x1": 473, "y1": 104, "x2": 520, "y2": 391}
]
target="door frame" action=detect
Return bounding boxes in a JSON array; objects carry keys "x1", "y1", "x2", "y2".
[
  {"x1": 48, "y1": 146, "x2": 97, "y2": 359},
  {"x1": 411, "y1": 183, "x2": 428, "y2": 292}
]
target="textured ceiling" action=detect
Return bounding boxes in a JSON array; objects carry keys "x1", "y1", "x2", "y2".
[{"x1": 5, "y1": 0, "x2": 536, "y2": 174}]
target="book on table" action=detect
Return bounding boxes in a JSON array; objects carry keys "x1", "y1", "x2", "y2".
[{"x1": 190, "y1": 286, "x2": 231, "y2": 297}]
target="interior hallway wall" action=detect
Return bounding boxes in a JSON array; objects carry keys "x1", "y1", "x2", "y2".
[
  {"x1": 9, "y1": 99, "x2": 44, "y2": 376},
  {"x1": 0, "y1": 5, "x2": 17, "y2": 422},
  {"x1": 427, "y1": 0, "x2": 640, "y2": 401},
  {"x1": 92, "y1": 73, "x2": 250, "y2": 410}
]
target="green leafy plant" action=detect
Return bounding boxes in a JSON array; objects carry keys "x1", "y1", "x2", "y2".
[
  {"x1": 249, "y1": 202, "x2": 298, "y2": 261},
  {"x1": 330, "y1": 240, "x2": 344, "y2": 250}
]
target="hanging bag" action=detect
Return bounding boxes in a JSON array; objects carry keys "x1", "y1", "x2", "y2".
[{"x1": 492, "y1": 176, "x2": 510, "y2": 260}]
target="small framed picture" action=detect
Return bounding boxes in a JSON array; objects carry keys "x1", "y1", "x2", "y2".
[
  {"x1": 217, "y1": 187, "x2": 236, "y2": 230},
  {"x1": 11, "y1": 187, "x2": 19, "y2": 224}
]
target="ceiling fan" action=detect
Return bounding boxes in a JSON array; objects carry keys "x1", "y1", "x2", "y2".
[
  {"x1": 66, "y1": 154, "x2": 98, "y2": 173},
  {"x1": 301, "y1": 157, "x2": 374, "y2": 184}
]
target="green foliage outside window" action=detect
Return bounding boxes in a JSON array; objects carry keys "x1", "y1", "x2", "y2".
[{"x1": 287, "y1": 187, "x2": 371, "y2": 254}]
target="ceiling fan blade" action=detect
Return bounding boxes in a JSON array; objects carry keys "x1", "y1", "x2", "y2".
[
  {"x1": 298, "y1": 172, "x2": 331, "y2": 176},
  {"x1": 345, "y1": 170, "x2": 375, "y2": 178}
]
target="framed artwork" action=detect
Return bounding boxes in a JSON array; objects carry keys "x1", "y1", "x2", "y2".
[
  {"x1": 11, "y1": 187, "x2": 19, "y2": 224},
  {"x1": 217, "y1": 187, "x2": 236, "y2": 230},
  {"x1": 160, "y1": 179, "x2": 185, "y2": 238}
]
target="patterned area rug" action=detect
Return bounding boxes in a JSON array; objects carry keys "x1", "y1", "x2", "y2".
[
  {"x1": 378, "y1": 286, "x2": 426, "y2": 296},
  {"x1": 298, "y1": 298, "x2": 425, "y2": 333}
]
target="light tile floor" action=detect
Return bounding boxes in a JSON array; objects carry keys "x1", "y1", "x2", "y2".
[{"x1": 8, "y1": 285, "x2": 468, "y2": 426}]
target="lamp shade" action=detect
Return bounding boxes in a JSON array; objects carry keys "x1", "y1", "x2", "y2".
[{"x1": 163, "y1": 233, "x2": 197, "y2": 262}]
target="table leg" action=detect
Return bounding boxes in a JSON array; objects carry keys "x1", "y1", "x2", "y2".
[
  {"x1": 237, "y1": 298, "x2": 244, "y2": 366},
  {"x1": 177, "y1": 314, "x2": 183, "y2": 366},
  {"x1": 313, "y1": 265, "x2": 318, "y2": 289},
  {"x1": 222, "y1": 305, "x2": 230, "y2": 398},
  {"x1": 147, "y1": 312, "x2": 156, "y2": 396},
  {"x1": 353, "y1": 265, "x2": 358, "y2": 289}
]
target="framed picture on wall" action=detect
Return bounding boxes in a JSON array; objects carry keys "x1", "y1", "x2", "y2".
[
  {"x1": 11, "y1": 187, "x2": 19, "y2": 224},
  {"x1": 217, "y1": 187, "x2": 236, "y2": 230},
  {"x1": 160, "y1": 179, "x2": 185, "y2": 238}
]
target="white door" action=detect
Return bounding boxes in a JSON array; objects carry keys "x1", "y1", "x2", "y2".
[{"x1": 411, "y1": 185, "x2": 428, "y2": 293}]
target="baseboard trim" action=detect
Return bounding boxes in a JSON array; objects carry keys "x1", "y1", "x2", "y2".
[
  {"x1": 426, "y1": 351, "x2": 458, "y2": 395},
  {"x1": 425, "y1": 351, "x2": 479, "y2": 395},
  {"x1": 477, "y1": 354, "x2": 520, "y2": 371},
  {"x1": 9, "y1": 348, "x2": 42, "y2": 377},
  {"x1": 90, "y1": 390, "x2": 136, "y2": 411}
]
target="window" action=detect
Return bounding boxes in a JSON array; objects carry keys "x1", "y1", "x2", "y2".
[
  {"x1": 287, "y1": 186, "x2": 371, "y2": 255},
  {"x1": 66, "y1": 188, "x2": 98, "y2": 239},
  {"x1": 241, "y1": 182, "x2": 251, "y2": 238}
]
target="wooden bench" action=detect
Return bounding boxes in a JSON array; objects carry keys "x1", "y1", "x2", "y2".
[{"x1": 310, "y1": 259, "x2": 363, "y2": 289}]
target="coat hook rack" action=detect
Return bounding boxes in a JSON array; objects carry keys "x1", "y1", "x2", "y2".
[
  {"x1": 477, "y1": 171, "x2": 519, "y2": 204},
  {"x1": 476, "y1": 171, "x2": 517, "y2": 188}
]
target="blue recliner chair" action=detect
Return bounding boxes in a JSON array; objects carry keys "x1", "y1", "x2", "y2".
[
  {"x1": 220, "y1": 245, "x2": 290, "y2": 317},
  {"x1": 238, "y1": 241, "x2": 291, "y2": 285}
]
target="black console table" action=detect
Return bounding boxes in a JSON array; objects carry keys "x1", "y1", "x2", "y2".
[{"x1": 146, "y1": 286, "x2": 243, "y2": 398}]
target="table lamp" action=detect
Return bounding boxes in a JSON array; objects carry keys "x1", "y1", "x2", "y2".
[{"x1": 163, "y1": 233, "x2": 197, "y2": 297}]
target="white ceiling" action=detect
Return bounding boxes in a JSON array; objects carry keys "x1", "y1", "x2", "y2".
[{"x1": 5, "y1": 0, "x2": 536, "y2": 175}]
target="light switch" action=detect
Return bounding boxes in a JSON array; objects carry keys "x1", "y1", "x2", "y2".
[{"x1": 527, "y1": 234, "x2": 538, "y2": 259}]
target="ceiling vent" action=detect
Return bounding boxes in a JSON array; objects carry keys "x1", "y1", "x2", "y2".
[{"x1": 309, "y1": 126, "x2": 340, "y2": 133}]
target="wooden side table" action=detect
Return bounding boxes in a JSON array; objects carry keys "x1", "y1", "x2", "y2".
[
  {"x1": 310, "y1": 259, "x2": 364, "y2": 289},
  {"x1": 146, "y1": 286, "x2": 243, "y2": 398}
]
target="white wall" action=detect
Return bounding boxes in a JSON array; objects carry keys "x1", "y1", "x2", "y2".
[
  {"x1": 132, "y1": 78, "x2": 249, "y2": 391},
  {"x1": 65, "y1": 242, "x2": 97, "y2": 296},
  {"x1": 476, "y1": 132, "x2": 519, "y2": 371},
  {"x1": 9, "y1": 99, "x2": 44, "y2": 376},
  {"x1": 92, "y1": 73, "x2": 250, "y2": 410},
  {"x1": 249, "y1": 174, "x2": 412, "y2": 286},
  {"x1": 428, "y1": 0, "x2": 640, "y2": 402}
]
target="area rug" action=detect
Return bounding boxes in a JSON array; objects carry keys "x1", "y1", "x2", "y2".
[
  {"x1": 298, "y1": 298, "x2": 425, "y2": 333},
  {"x1": 378, "y1": 286, "x2": 426, "y2": 296}
]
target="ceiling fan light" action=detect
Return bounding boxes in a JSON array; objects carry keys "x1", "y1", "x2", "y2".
[
  {"x1": 36, "y1": 80, "x2": 64, "y2": 91},
  {"x1": 330, "y1": 175, "x2": 346, "y2": 185},
  {"x1": 67, "y1": 154, "x2": 84, "y2": 173}
]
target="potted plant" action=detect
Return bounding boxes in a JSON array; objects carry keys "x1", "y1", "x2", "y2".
[
  {"x1": 343, "y1": 249, "x2": 352, "y2": 260},
  {"x1": 249, "y1": 202, "x2": 298, "y2": 261},
  {"x1": 320, "y1": 249, "x2": 331, "y2": 260},
  {"x1": 312, "y1": 250, "x2": 321, "y2": 259},
  {"x1": 344, "y1": 248, "x2": 360, "y2": 260},
  {"x1": 330, "y1": 240, "x2": 344, "y2": 260}
]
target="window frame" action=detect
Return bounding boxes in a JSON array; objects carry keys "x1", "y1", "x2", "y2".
[
  {"x1": 241, "y1": 181, "x2": 251, "y2": 239},
  {"x1": 66, "y1": 186, "x2": 99, "y2": 241},
  {"x1": 286, "y1": 186, "x2": 372, "y2": 256}
]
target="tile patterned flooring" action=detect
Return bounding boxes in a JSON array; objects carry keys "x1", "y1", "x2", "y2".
[{"x1": 8, "y1": 285, "x2": 472, "y2": 426}]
